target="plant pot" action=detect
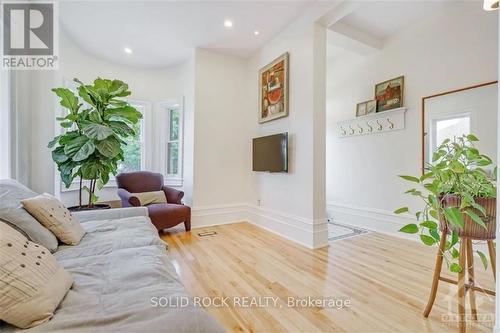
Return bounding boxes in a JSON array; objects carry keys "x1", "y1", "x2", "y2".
[
  {"x1": 67, "y1": 204, "x2": 111, "y2": 212},
  {"x1": 438, "y1": 195, "x2": 496, "y2": 240}
]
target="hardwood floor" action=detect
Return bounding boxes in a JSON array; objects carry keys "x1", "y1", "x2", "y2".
[{"x1": 160, "y1": 222, "x2": 495, "y2": 333}]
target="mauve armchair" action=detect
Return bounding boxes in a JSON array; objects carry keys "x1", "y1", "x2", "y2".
[{"x1": 116, "y1": 171, "x2": 191, "y2": 231}]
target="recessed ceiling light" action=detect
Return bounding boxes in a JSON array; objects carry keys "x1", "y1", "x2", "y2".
[
  {"x1": 124, "y1": 47, "x2": 132, "y2": 54},
  {"x1": 254, "y1": 30, "x2": 260, "y2": 36},
  {"x1": 224, "y1": 19, "x2": 233, "y2": 28}
]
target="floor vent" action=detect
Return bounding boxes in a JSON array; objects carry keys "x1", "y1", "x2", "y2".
[{"x1": 198, "y1": 231, "x2": 217, "y2": 237}]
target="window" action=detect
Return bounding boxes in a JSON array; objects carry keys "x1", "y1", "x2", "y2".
[
  {"x1": 116, "y1": 101, "x2": 146, "y2": 174},
  {"x1": 430, "y1": 114, "x2": 471, "y2": 161},
  {"x1": 158, "y1": 100, "x2": 183, "y2": 186}
]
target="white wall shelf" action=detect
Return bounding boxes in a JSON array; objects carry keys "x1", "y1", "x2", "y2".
[{"x1": 336, "y1": 107, "x2": 407, "y2": 138}]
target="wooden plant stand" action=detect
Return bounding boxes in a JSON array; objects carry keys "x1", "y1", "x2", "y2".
[{"x1": 423, "y1": 228, "x2": 496, "y2": 333}]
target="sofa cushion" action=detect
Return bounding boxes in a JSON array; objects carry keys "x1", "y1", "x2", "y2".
[
  {"x1": 0, "y1": 180, "x2": 58, "y2": 252},
  {"x1": 21, "y1": 193, "x2": 85, "y2": 245},
  {"x1": 0, "y1": 223, "x2": 73, "y2": 329}
]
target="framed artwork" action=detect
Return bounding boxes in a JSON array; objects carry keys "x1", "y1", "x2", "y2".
[
  {"x1": 375, "y1": 76, "x2": 404, "y2": 112},
  {"x1": 356, "y1": 100, "x2": 376, "y2": 117},
  {"x1": 356, "y1": 101, "x2": 367, "y2": 117},
  {"x1": 259, "y1": 52, "x2": 289, "y2": 123}
]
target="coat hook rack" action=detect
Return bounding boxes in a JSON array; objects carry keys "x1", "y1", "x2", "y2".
[{"x1": 337, "y1": 107, "x2": 407, "y2": 138}]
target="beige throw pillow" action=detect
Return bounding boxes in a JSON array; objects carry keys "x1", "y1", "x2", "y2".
[
  {"x1": 21, "y1": 193, "x2": 85, "y2": 245},
  {"x1": 132, "y1": 190, "x2": 167, "y2": 206},
  {"x1": 0, "y1": 223, "x2": 73, "y2": 328}
]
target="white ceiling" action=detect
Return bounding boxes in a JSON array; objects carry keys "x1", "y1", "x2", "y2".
[
  {"x1": 60, "y1": 1, "x2": 314, "y2": 69},
  {"x1": 335, "y1": 1, "x2": 449, "y2": 41}
]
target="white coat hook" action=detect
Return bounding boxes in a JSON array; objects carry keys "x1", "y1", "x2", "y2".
[
  {"x1": 387, "y1": 118, "x2": 394, "y2": 129},
  {"x1": 357, "y1": 124, "x2": 363, "y2": 134},
  {"x1": 366, "y1": 121, "x2": 373, "y2": 132},
  {"x1": 349, "y1": 125, "x2": 355, "y2": 135},
  {"x1": 340, "y1": 126, "x2": 347, "y2": 136},
  {"x1": 376, "y1": 120, "x2": 383, "y2": 131}
]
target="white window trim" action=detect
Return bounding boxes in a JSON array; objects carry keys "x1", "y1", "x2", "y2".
[
  {"x1": 157, "y1": 98, "x2": 184, "y2": 187},
  {"x1": 56, "y1": 77, "x2": 151, "y2": 192}
]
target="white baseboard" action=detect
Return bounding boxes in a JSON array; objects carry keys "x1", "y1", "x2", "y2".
[
  {"x1": 190, "y1": 203, "x2": 328, "y2": 249},
  {"x1": 326, "y1": 201, "x2": 417, "y2": 241}
]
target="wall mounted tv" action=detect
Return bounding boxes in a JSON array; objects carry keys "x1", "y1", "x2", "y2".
[{"x1": 252, "y1": 132, "x2": 288, "y2": 173}]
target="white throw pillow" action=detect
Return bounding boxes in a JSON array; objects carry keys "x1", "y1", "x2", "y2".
[
  {"x1": 21, "y1": 193, "x2": 85, "y2": 245},
  {"x1": 0, "y1": 223, "x2": 73, "y2": 328}
]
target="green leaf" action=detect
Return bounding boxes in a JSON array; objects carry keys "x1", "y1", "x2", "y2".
[
  {"x1": 450, "y1": 263, "x2": 462, "y2": 273},
  {"x1": 476, "y1": 251, "x2": 488, "y2": 270},
  {"x1": 420, "y1": 172, "x2": 434, "y2": 182},
  {"x1": 399, "y1": 175, "x2": 420, "y2": 183},
  {"x1": 83, "y1": 123, "x2": 114, "y2": 140},
  {"x1": 465, "y1": 209, "x2": 487, "y2": 230},
  {"x1": 96, "y1": 137, "x2": 121, "y2": 158},
  {"x1": 72, "y1": 140, "x2": 96, "y2": 162},
  {"x1": 52, "y1": 146, "x2": 69, "y2": 163},
  {"x1": 80, "y1": 162, "x2": 99, "y2": 179},
  {"x1": 420, "y1": 221, "x2": 438, "y2": 229},
  {"x1": 47, "y1": 135, "x2": 60, "y2": 148},
  {"x1": 104, "y1": 106, "x2": 142, "y2": 123},
  {"x1": 420, "y1": 235, "x2": 436, "y2": 246},
  {"x1": 429, "y1": 228, "x2": 440, "y2": 242},
  {"x1": 443, "y1": 207, "x2": 464, "y2": 228},
  {"x1": 64, "y1": 136, "x2": 89, "y2": 156},
  {"x1": 394, "y1": 207, "x2": 409, "y2": 214},
  {"x1": 470, "y1": 202, "x2": 487, "y2": 216},
  {"x1": 399, "y1": 224, "x2": 419, "y2": 234},
  {"x1": 429, "y1": 210, "x2": 439, "y2": 220},
  {"x1": 52, "y1": 88, "x2": 80, "y2": 113},
  {"x1": 109, "y1": 121, "x2": 135, "y2": 137},
  {"x1": 467, "y1": 134, "x2": 479, "y2": 142},
  {"x1": 451, "y1": 248, "x2": 460, "y2": 259},
  {"x1": 60, "y1": 121, "x2": 73, "y2": 128}
]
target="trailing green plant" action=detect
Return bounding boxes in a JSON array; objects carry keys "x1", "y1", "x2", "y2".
[
  {"x1": 395, "y1": 134, "x2": 496, "y2": 273},
  {"x1": 48, "y1": 78, "x2": 142, "y2": 209}
]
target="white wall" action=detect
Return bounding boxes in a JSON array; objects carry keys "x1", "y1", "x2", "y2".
[
  {"x1": 326, "y1": 3, "x2": 498, "y2": 235},
  {"x1": 191, "y1": 49, "x2": 252, "y2": 208},
  {"x1": 246, "y1": 6, "x2": 330, "y2": 248},
  {"x1": 26, "y1": 31, "x2": 195, "y2": 205}
]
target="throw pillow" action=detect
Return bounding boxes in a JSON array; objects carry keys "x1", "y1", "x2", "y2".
[
  {"x1": 0, "y1": 223, "x2": 73, "y2": 328},
  {"x1": 21, "y1": 193, "x2": 85, "y2": 245},
  {"x1": 132, "y1": 190, "x2": 167, "y2": 206}
]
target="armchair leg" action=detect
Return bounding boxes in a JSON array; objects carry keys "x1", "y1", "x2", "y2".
[{"x1": 184, "y1": 217, "x2": 191, "y2": 232}]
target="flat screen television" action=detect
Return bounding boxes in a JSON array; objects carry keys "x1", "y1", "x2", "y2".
[{"x1": 252, "y1": 132, "x2": 288, "y2": 172}]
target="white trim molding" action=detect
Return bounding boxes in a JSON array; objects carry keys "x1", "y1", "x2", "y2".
[
  {"x1": 326, "y1": 201, "x2": 417, "y2": 241},
  {"x1": 190, "y1": 203, "x2": 329, "y2": 249}
]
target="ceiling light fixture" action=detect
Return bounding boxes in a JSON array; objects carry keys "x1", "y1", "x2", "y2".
[
  {"x1": 254, "y1": 30, "x2": 260, "y2": 36},
  {"x1": 483, "y1": 0, "x2": 499, "y2": 10},
  {"x1": 124, "y1": 47, "x2": 133, "y2": 54},
  {"x1": 224, "y1": 19, "x2": 233, "y2": 28}
]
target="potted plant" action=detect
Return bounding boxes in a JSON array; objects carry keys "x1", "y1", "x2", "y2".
[
  {"x1": 395, "y1": 134, "x2": 496, "y2": 273},
  {"x1": 48, "y1": 78, "x2": 142, "y2": 211}
]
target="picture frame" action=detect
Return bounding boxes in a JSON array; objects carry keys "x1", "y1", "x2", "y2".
[
  {"x1": 259, "y1": 52, "x2": 289, "y2": 123},
  {"x1": 375, "y1": 76, "x2": 404, "y2": 112},
  {"x1": 356, "y1": 99, "x2": 376, "y2": 117}
]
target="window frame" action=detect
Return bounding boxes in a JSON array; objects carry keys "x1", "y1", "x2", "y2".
[{"x1": 157, "y1": 98, "x2": 184, "y2": 187}]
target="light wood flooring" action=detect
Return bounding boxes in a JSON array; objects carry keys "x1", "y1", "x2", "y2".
[{"x1": 161, "y1": 222, "x2": 495, "y2": 333}]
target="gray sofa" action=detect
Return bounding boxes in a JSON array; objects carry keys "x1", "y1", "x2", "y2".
[{"x1": 0, "y1": 180, "x2": 225, "y2": 333}]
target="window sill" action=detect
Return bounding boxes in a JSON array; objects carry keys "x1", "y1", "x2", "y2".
[{"x1": 164, "y1": 178, "x2": 183, "y2": 188}]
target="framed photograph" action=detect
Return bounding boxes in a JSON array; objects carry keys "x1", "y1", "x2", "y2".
[
  {"x1": 356, "y1": 101, "x2": 367, "y2": 117},
  {"x1": 259, "y1": 52, "x2": 289, "y2": 123},
  {"x1": 366, "y1": 100, "x2": 376, "y2": 115},
  {"x1": 375, "y1": 76, "x2": 404, "y2": 112},
  {"x1": 356, "y1": 99, "x2": 376, "y2": 117}
]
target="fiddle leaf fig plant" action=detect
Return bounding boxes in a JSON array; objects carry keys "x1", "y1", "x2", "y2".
[
  {"x1": 48, "y1": 78, "x2": 142, "y2": 209},
  {"x1": 395, "y1": 135, "x2": 496, "y2": 273}
]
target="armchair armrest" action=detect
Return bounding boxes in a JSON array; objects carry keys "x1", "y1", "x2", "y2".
[
  {"x1": 162, "y1": 186, "x2": 184, "y2": 204},
  {"x1": 117, "y1": 188, "x2": 141, "y2": 207}
]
